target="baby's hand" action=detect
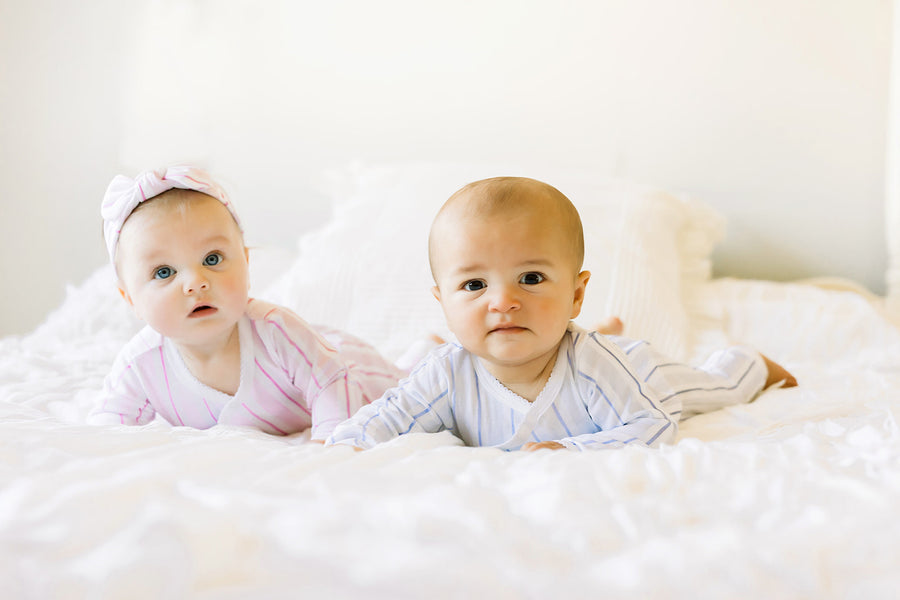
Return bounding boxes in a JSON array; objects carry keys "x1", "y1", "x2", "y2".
[
  {"x1": 328, "y1": 443, "x2": 365, "y2": 452},
  {"x1": 317, "y1": 439, "x2": 365, "y2": 451},
  {"x1": 521, "y1": 441, "x2": 565, "y2": 452}
]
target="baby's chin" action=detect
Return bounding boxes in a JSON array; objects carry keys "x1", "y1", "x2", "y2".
[{"x1": 479, "y1": 345, "x2": 560, "y2": 368}]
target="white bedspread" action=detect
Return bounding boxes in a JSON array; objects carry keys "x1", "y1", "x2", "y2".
[{"x1": 3, "y1": 268, "x2": 900, "y2": 599}]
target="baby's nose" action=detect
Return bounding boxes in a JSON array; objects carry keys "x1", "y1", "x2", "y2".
[
  {"x1": 488, "y1": 285, "x2": 520, "y2": 312},
  {"x1": 183, "y1": 272, "x2": 210, "y2": 295}
]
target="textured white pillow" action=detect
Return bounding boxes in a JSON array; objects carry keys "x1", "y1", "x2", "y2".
[
  {"x1": 262, "y1": 162, "x2": 724, "y2": 361},
  {"x1": 600, "y1": 188, "x2": 725, "y2": 360},
  {"x1": 262, "y1": 163, "x2": 456, "y2": 361}
]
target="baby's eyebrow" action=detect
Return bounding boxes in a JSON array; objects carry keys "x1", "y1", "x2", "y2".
[
  {"x1": 451, "y1": 263, "x2": 485, "y2": 275},
  {"x1": 448, "y1": 258, "x2": 556, "y2": 276},
  {"x1": 131, "y1": 247, "x2": 170, "y2": 265},
  {"x1": 131, "y1": 234, "x2": 234, "y2": 264},
  {"x1": 196, "y1": 234, "x2": 233, "y2": 246},
  {"x1": 518, "y1": 259, "x2": 554, "y2": 268}
]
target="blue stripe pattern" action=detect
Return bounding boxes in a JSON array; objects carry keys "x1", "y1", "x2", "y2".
[
  {"x1": 577, "y1": 373, "x2": 625, "y2": 425},
  {"x1": 658, "y1": 361, "x2": 755, "y2": 404},
  {"x1": 552, "y1": 404, "x2": 573, "y2": 436},
  {"x1": 474, "y1": 369, "x2": 483, "y2": 446},
  {"x1": 328, "y1": 328, "x2": 760, "y2": 452}
]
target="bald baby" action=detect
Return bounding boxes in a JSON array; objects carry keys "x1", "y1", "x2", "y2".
[{"x1": 428, "y1": 176, "x2": 585, "y2": 282}]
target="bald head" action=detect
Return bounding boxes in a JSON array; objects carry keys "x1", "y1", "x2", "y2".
[{"x1": 428, "y1": 177, "x2": 584, "y2": 280}]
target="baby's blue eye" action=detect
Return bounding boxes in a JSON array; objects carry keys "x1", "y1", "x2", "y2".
[
  {"x1": 463, "y1": 280, "x2": 486, "y2": 292},
  {"x1": 204, "y1": 253, "x2": 222, "y2": 266},
  {"x1": 154, "y1": 266, "x2": 174, "y2": 280},
  {"x1": 520, "y1": 272, "x2": 545, "y2": 285}
]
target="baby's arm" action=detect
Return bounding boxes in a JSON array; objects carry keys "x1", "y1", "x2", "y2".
[
  {"x1": 326, "y1": 359, "x2": 454, "y2": 449},
  {"x1": 306, "y1": 369, "x2": 362, "y2": 441},
  {"x1": 527, "y1": 334, "x2": 678, "y2": 452},
  {"x1": 263, "y1": 309, "x2": 367, "y2": 441},
  {"x1": 554, "y1": 404, "x2": 677, "y2": 451},
  {"x1": 88, "y1": 358, "x2": 157, "y2": 426},
  {"x1": 522, "y1": 404, "x2": 676, "y2": 452},
  {"x1": 524, "y1": 316, "x2": 633, "y2": 450}
]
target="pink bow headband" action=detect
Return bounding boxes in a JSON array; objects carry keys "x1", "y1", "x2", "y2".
[{"x1": 101, "y1": 166, "x2": 241, "y2": 264}]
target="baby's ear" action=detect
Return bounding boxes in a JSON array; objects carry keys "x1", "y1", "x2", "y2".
[
  {"x1": 117, "y1": 284, "x2": 132, "y2": 305},
  {"x1": 431, "y1": 285, "x2": 442, "y2": 303},
  {"x1": 117, "y1": 284, "x2": 137, "y2": 314},
  {"x1": 570, "y1": 270, "x2": 591, "y2": 318}
]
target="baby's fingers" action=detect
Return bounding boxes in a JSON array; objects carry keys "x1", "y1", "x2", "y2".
[{"x1": 522, "y1": 441, "x2": 565, "y2": 451}]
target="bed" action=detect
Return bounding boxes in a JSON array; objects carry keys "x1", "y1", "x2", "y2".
[{"x1": 3, "y1": 160, "x2": 899, "y2": 598}]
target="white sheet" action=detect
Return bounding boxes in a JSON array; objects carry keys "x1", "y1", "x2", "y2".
[{"x1": 3, "y1": 266, "x2": 900, "y2": 598}]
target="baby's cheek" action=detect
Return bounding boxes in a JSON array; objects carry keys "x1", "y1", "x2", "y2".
[{"x1": 224, "y1": 272, "x2": 251, "y2": 299}]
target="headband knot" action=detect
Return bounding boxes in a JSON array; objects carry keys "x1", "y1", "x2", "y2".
[{"x1": 101, "y1": 166, "x2": 241, "y2": 264}]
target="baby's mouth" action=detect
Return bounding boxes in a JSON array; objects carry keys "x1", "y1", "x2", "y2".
[
  {"x1": 490, "y1": 324, "x2": 526, "y2": 334},
  {"x1": 189, "y1": 304, "x2": 217, "y2": 317}
]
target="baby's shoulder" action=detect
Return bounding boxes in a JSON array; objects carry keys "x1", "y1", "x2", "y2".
[
  {"x1": 245, "y1": 299, "x2": 316, "y2": 334},
  {"x1": 246, "y1": 298, "x2": 296, "y2": 322},
  {"x1": 430, "y1": 340, "x2": 469, "y2": 364},
  {"x1": 567, "y1": 325, "x2": 618, "y2": 355},
  {"x1": 566, "y1": 326, "x2": 658, "y2": 373},
  {"x1": 244, "y1": 298, "x2": 333, "y2": 356},
  {"x1": 405, "y1": 341, "x2": 470, "y2": 379},
  {"x1": 114, "y1": 325, "x2": 165, "y2": 364}
]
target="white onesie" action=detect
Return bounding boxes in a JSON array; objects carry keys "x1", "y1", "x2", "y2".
[{"x1": 327, "y1": 324, "x2": 767, "y2": 450}]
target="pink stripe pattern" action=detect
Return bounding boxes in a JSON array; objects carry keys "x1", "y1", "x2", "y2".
[
  {"x1": 159, "y1": 347, "x2": 185, "y2": 426},
  {"x1": 255, "y1": 358, "x2": 311, "y2": 415},
  {"x1": 202, "y1": 397, "x2": 218, "y2": 422},
  {"x1": 242, "y1": 403, "x2": 288, "y2": 435}
]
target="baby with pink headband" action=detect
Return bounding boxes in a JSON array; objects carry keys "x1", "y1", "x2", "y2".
[{"x1": 90, "y1": 165, "x2": 419, "y2": 438}]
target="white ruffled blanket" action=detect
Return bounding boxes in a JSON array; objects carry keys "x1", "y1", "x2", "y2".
[{"x1": 3, "y1": 164, "x2": 900, "y2": 598}]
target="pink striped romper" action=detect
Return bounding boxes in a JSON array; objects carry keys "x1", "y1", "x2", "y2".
[{"x1": 90, "y1": 299, "x2": 406, "y2": 438}]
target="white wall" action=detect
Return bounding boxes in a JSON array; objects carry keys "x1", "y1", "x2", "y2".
[
  {"x1": 888, "y1": 0, "x2": 900, "y2": 319},
  {"x1": 0, "y1": 1, "x2": 130, "y2": 335},
  {"x1": 0, "y1": 0, "x2": 893, "y2": 337}
]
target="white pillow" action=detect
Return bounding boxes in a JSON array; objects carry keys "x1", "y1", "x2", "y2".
[
  {"x1": 599, "y1": 187, "x2": 725, "y2": 360},
  {"x1": 687, "y1": 278, "x2": 900, "y2": 366},
  {"x1": 262, "y1": 163, "x2": 456, "y2": 361},
  {"x1": 262, "y1": 162, "x2": 724, "y2": 362}
]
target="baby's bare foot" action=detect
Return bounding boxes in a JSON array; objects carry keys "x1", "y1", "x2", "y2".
[
  {"x1": 594, "y1": 316, "x2": 624, "y2": 336},
  {"x1": 761, "y1": 353, "x2": 798, "y2": 389}
]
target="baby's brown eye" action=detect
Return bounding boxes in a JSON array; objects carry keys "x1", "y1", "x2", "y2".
[{"x1": 463, "y1": 280, "x2": 486, "y2": 291}]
